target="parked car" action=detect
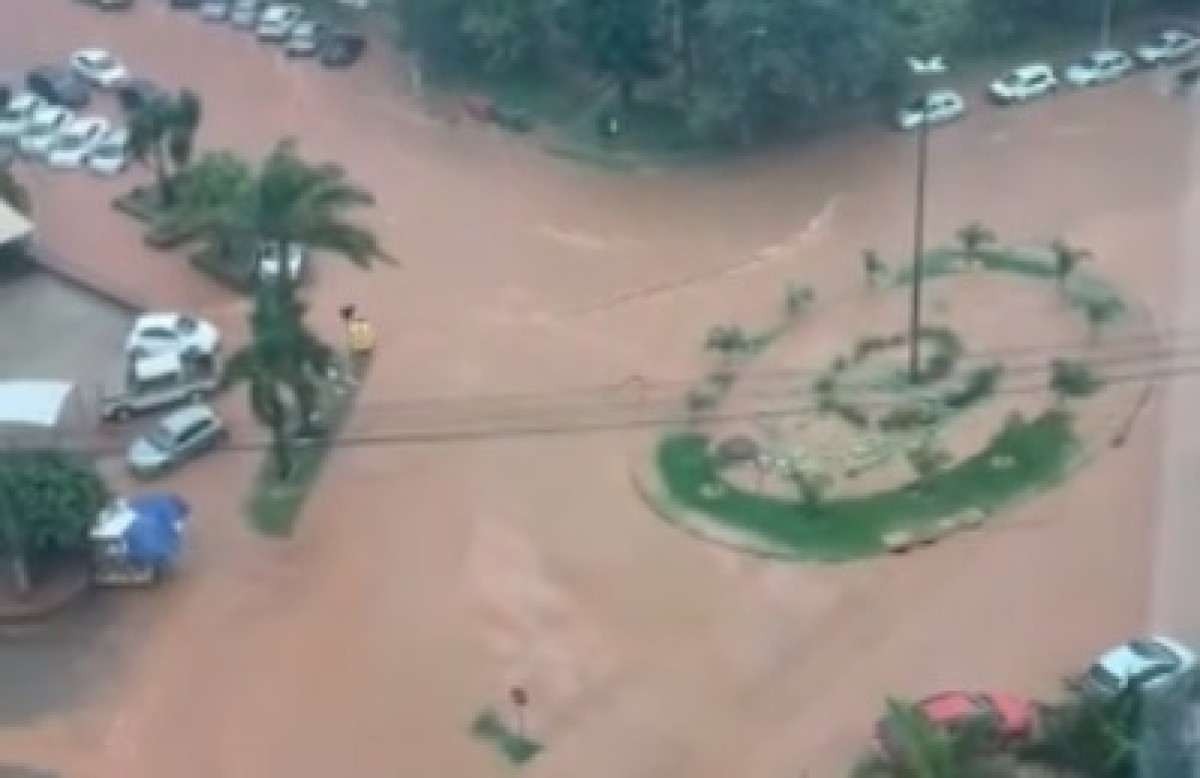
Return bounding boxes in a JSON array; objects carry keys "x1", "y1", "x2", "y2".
[
  {"x1": 257, "y1": 4, "x2": 303, "y2": 41},
  {"x1": 46, "y1": 116, "x2": 110, "y2": 168},
  {"x1": 1135, "y1": 29, "x2": 1200, "y2": 66},
  {"x1": 256, "y1": 239, "x2": 307, "y2": 282},
  {"x1": 169, "y1": 0, "x2": 201, "y2": 8},
  {"x1": 876, "y1": 691, "x2": 1036, "y2": 760},
  {"x1": 117, "y1": 77, "x2": 167, "y2": 113},
  {"x1": 69, "y1": 48, "x2": 129, "y2": 89},
  {"x1": 90, "y1": 493, "x2": 189, "y2": 586},
  {"x1": 285, "y1": 20, "x2": 326, "y2": 57},
  {"x1": 895, "y1": 89, "x2": 965, "y2": 130},
  {"x1": 320, "y1": 31, "x2": 366, "y2": 68},
  {"x1": 988, "y1": 62, "x2": 1058, "y2": 103},
  {"x1": 27, "y1": 66, "x2": 90, "y2": 109},
  {"x1": 1084, "y1": 636, "x2": 1197, "y2": 697},
  {"x1": 1064, "y1": 48, "x2": 1133, "y2": 87},
  {"x1": 85, "y1": 0, "x2": 135, "y2": 8},
  {"x1": 200, "y1": 0, "x2": 231, "y2": 20},
  {"x1": 125, "y1": 312, "x2": 221, "y2": 361},
  {"x1": 17, "y1": 105, "x2": 73, "y2": 157},
  {"x1": 102, "y1": 352, "x2": 219, "y2": 422},
  {"x1": 127, "y1": 404, "x2": 226, "y2": 478},
  {"x1": 86, "y1": 126, "x2": 131, "y2": 175},
  {"x1": 0, "y1": 92, "x2": 46, "y2": 141},
  {"x1": 230, "y1": 0, "x2": 261, "y2": 28}
]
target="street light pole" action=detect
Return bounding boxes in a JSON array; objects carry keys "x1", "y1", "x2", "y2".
[{"x1": 908, "y1": 100, "x2": 930, "y2": 382}]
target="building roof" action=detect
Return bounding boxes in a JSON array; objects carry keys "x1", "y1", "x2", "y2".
[
  {"x1": 0, "y1": 198, "x2": 32, "y2": 246},
  {"x1": 0, "y1": 381, "x2": 74, "y2": 427}
]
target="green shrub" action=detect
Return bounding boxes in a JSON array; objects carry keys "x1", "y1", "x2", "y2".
[
  {"x1": 907, "y1": 442, "x2": 952, "y2": 482},
  {"x1": 879, "y1": 403, "x2": 936, "y2": 432},
  {"x1": 814, "y1": 375, "x2": 835, "y2": 394},
  {"x1": 705, "y1": 325, "x2": 749, "y2": 353},
  {"x1": 1050, "y1": 359, "x2": 1102, "y2": 397},
  {"x1": 944, "y1": 366, "x2": 1002, "y2": 409}
]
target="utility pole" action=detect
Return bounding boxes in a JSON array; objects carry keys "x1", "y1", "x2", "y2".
[
  {"x1": 908, "y1": 103, "x2": 929, "y2": 382},
  {"x1": 1101, "y1": 0, "x2": 1115, "y2": 49}
]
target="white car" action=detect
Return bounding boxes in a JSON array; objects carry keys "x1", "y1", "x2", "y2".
[
  {"x1": 257, "y1": 4, "x2": 302, "y2": 41},
  {"x1": 86, "y1": 127, "x2": 130, "y2": 175},
  {"x1": 988, "y1": 62, "x2": 1058, "y2": 103},
  {"x1": 256, "y1": 240, "x2": 306, "y2": 282},
  {"x1": 1136, "y1": 29, "x2": 1200, "y2": 66},
  {"x1": 46, "y1": 116, "x2": 110, "y2": 168},
  {"x1": 17, "y1": 105, "x2": 74, "y2": 157},
  {"x1": 69, "y1": 48, "x2": 129, "y2": 89},
  {"x1": 896, "y1": 89, "x2": 965, "y2": 130},
  {"x1": 125, "y1": 312, "x2": 221, "y2": 361},
  {"x1": 231, "y1": 0, "x2": 260, "y2": 28},
  {"x1": 1084, "y1": 636, "x2": 1197, "y2": 696},
  {"x1": 1064, "y1": 49, "x2": 1133, "y2": 87},
  {"x1": 285, "y1": 20, "x2": 324, "y2": 56},
  {"x1": 0, "y1": 92, "x2": 46, "y2": 141},
  {"x1": 200, "y1": 0, "x2": 231, "y2": 20}
]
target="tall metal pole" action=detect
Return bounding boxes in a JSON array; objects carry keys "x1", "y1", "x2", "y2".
[
  {"x1": 908, "y1": 105, "x2": 929, "y2": 382},
  {"x1": 1101, "y1": 0, "x2": 1114, "y2": 49}
]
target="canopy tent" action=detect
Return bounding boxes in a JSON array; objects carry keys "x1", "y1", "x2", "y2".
[
  {"x1": 90, "y1": 493, "x2": 189, "y2": 567},
  {"x1": 0, "y1": 199, "x2": 32, "y2": 247}
]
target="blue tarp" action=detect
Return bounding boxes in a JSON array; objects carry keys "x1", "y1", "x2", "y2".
[{"x1": 123, "y1": 493, "x2": 189, "y2": 567}]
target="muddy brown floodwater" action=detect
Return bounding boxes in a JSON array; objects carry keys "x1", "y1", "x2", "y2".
[{"x1": 2, "y1": 2, "x2": 1199, "y2": 776}]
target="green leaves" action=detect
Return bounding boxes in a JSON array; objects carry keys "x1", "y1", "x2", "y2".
[
  {"x1": 127, "y1": 89, "x2": 204, "y2": 206},
  {"x1": 0, "y1": 452, "x2": 108, "y2": 557}
]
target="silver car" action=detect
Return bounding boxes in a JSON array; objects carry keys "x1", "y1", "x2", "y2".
[
  {"x1": 127, "y1": 404, "x2": 226, "y2": 478},
  {"x1": 231, "y1": 0, "x2": 260, "y2": 28},
  {"x1": 200, "y1": 0, "x2": 231, "y2": 20}
]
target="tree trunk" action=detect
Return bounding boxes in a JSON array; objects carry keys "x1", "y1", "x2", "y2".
[
  {"x1": 271, "y1": 424, "x2": 293, "y2": 480},
  {"x1": 9, "y1": 553, "x2": 29, "y2": 597},
  {"x1": 154, "y1": 141, "x2": 174, "y2": 207}
]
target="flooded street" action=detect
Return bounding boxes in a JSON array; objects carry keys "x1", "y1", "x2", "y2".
[{"x1": 2, "y1": 2, "x2": 1199, "y2": 776}]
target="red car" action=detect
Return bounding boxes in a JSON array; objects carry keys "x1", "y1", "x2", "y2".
[{"x1": 876, "y1": 691, "x2": 1036, "y2": 758}]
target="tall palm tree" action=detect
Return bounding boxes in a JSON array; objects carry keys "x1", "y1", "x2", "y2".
[
  {"x1": 853, "y1": 699, "x2": 1015, "y2": 778},
  {"x1": 1050, "y1": 239, "x2": 1092, "y2": 293},
  {"x1": 163, "y1": 139, "x2": 393, "y2": 297},
  {"x1": 222, "y1": 289, "x2": 335, "y2": 480},
  {"x1": 128, "y1": 89, "x2": 202, "y2": 208},
  {"x1": 956, "y1": 222, "x2": 996, "y2": 260}
]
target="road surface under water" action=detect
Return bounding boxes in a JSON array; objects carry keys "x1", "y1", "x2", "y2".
[{"x1": 1, "y1": 3, "x2": 1199, "y2": 776}]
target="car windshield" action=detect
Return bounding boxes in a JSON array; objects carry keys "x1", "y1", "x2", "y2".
[
  {"x1": 86, "y1": 53, "x2": 116, "y2": 69},
  {"x1": 25, "y1": 120, "x2": 56, "y2": 135},
  {"x1": 92, "y1": 143, "x2": 122, "y2": 158},
  {"x1": 1086, "y1": 664, "x2": 1122, "y2": 692},
  {"x1": 145, "y1": 426, "x2": 176, "y2": 451},
  {"x1": 54, "y1": 134, "x2": 86, "y2": 151},
  {"x1": 177, "y1": 316, "x2": 198, "y2": 334},
  {"x1": 905, "y1": 96, "x2": 928, "y2": 113},
  {"x1": 1130, "y1": 639, "x2": 1179, "y2": 665},
  {"x1": 0, "y1": 108, "x2": 23, "y2": 121},
  {"x1": 1003, "y1": 73, "x2": 1022, "y2": 86}
]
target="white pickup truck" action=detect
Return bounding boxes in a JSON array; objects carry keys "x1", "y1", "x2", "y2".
[{"x1": 101, "y1": 352, "x2": 219, "y2": 422}]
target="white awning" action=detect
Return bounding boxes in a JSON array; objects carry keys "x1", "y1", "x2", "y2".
[
  {"x1": 0, "y1": 199, "x2": 32, "y2": 246},
  {"x1": 0, "y1": 381, "x2": 75, "y2": 428}
]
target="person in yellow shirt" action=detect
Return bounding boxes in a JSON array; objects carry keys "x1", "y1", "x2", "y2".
[{"x1": 341, "y1": 305, "x2": 375, "y2": 378}]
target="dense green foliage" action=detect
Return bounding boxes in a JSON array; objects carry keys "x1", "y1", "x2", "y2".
[
  {"x1": 128, "y1": 89, "x2": 202, "y2": 207},
  {"x1": 391, "y1": 0, "x2": 1189, "y2": 143},
  {"x1": 0, "y1": 452, "x2": 108, "y2": 592},
  {"x1": 655, "y1": 409, "x2": 1077, "y2": 560}
]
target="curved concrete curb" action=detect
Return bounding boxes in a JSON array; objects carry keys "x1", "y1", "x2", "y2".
[{"x1": 0, "y1": 557, "x2": 92, "y2": 626}]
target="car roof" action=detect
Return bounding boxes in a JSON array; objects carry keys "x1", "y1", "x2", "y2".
[
  {"x1": 132, "y1": 351, "x2": 183, "y2": 381},
  {"x1": 136, "y1": 312, "x2": 181, "y2": 330},
  {"x1": 160, "y1": 403, "x2": 216, "y2": 433},
  {"x1": 1012, "y1": 62, "x2": 1052, "y2": 76},
  {"x1": 919, "y1": 692, "x2": 980, "y2": 722},
  {"x1": 1096, "y1": 637, "x2": 1184, "y2": 681}
]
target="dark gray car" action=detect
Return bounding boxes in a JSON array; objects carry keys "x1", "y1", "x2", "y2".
[{"x1": 26, "y1": 67, "x2": 90, "y2": 109}]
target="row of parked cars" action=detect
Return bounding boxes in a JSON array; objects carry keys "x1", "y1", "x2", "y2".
[
  {"x1": 873, "y1": 635, "x2": 1196, "y2": 763},
  {"x1": 1, "y1": 49, "x2": 142, "y2": 173},
  {"x1": 896, "y1": 28, "x2": 1200, "y2": 130},
  {"x1": 165, "y1": 0, "x2": 367, "y2": 67},
  {"x1": 102, "y1": 312, "x2": 228, "y2": 478}
]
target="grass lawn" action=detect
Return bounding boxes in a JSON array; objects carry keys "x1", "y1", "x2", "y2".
[
  {"x1": 655, "y1": 409, "x2": 1079, "y2": 561},
  {"x1": 246, "y1": 375, "x2": 358, "y2": 537}
]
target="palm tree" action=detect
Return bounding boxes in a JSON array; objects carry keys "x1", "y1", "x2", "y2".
[
  {"x1": 164, "y1": 139, "x2": 393, "y2": 297},
  {"x1": 956, "y1": 222, "x2": 996, "y2": 261},
  {"x1": 128, "y1": 89, "x2": 202, "y2": 208},
  {"x1": 1019, "y1": 678, "x2": 1146, "y2": 778},
  {"x1": 1050, "y1": 239, "x2": 1092, "y2": 293},
  {"x1": 222, "y1": 289, "x2": 335, "y2": 480},
  {"x1": 853, "y1": 699, "x2": 1015, "y2": 778}
]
